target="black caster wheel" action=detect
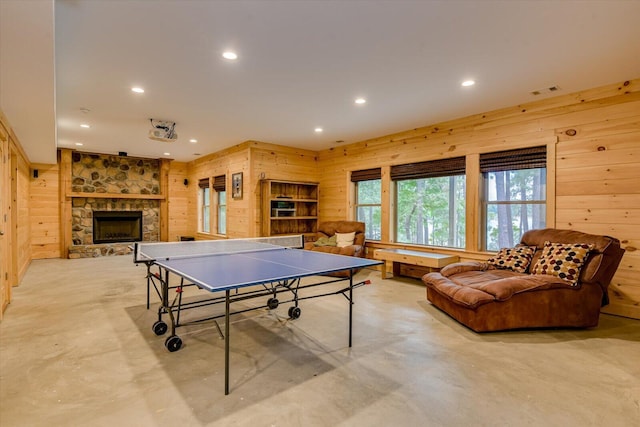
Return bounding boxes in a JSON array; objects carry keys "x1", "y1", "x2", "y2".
[
  {"x1": 165, "y1": 335, "x2": 182, "y2": 352},
  {"x1": 288, "y1": 306, "x2": 301, "y2": 319},
  {"x1": 152, "y1": 320, "x2": 168, "y2": 336},
  {"x1": 267, "y1": 297, "x2": 279, "y2": 309}
]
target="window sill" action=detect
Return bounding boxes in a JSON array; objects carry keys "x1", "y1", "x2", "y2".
[{"x1": 196, "y1": 232, "x2": 227, "y2": 240}]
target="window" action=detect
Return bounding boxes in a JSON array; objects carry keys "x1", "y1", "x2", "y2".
[
  {"x1": 391, "y1": 157, "x2": 466, "y2": 248},
  {"x1": 213, "y1": 175, "x2": 226, "y2": 235},
  {"x1": 352, "y1": 168, "x2": 381, "y2": 240},
  {"x1": 198, "y1": 178, "x2": 210, "y2": 233},
  {"x1": 481, "y1": 146, "x2": 547, "y2": 251},
  {"x1": 218, "y1": 190, "x2": 226, "y2": 234}
]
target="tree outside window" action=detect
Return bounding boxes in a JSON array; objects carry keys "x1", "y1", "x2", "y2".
[
  {"x1": 201, "y1": 186, "x2": 210, "y2": 233},
  {"x1": 484, "y1": 168, "x2": 546, "y2": 251},
  {"x1": 395, "y1": 175, "x2": 466, "y2": 248},
  {"x1": 480, "y1": 146, "x2": 547, "y2": 251},
  {"x1": 217, "y1": 190, "x2": 226, "y2": 235},
  {"x1": 198, "y1": 177, "x2": 211, "y2": 233},
  {"x1": 355, "y1": 179, "x2": 381, "y2": 240},
  {"x1": 392, "y1": 157, "x2": 466, "y2": 249}
]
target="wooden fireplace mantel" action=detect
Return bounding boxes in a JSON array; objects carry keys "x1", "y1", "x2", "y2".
[{"x1": 68, "y1": 192, "x2": 166, "y2": 200}]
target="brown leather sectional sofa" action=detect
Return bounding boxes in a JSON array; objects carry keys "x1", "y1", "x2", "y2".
[{"x1": 422, "y1": 228, "x2": 625, "y2": 332}]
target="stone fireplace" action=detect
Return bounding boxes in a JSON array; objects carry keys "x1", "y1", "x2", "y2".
[
  {"x1": 93, "y1": 211, "x2": 143, "y2": 244},
  {"x1": 67, "y1": 152, "x2": 162, "y2": 258}
]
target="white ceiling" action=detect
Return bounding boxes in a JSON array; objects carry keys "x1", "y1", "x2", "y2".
[{"x1": 2, "y1": 0, "x2": 640, "y2": 164}]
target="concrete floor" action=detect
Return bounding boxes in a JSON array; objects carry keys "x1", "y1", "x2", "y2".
[{"x1": 1, "y1": 256, "x2": 639, "y2": 427}]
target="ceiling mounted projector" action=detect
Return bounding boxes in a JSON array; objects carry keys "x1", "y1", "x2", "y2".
[{"x1": 148, "y1": 119, "x2": 178, "y2": 143}]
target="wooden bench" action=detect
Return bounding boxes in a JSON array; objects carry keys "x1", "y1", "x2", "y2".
[{"x1": 373, "y1": 248, "x2": 459, "y2": 279}]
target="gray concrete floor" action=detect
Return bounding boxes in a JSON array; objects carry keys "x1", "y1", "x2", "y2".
[{"x1": 1, "y1": 256, "x2": 639, "y2": 427}]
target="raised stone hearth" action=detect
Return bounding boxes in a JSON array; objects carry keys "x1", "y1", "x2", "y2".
[{"x1": 68, "y1": 243, "x2": 133, "y2": 259}]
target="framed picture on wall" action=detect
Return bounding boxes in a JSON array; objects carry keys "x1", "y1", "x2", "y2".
[{"x1": 232, "y1": 172, "x2": 243, "y2": 199}]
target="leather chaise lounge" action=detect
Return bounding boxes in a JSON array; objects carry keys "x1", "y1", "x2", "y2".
[{"x1": 422, "y1": 228, "x2": 625, "y2": 332}]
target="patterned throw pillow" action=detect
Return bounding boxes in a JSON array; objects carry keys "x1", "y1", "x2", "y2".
[
  {"x1": 487, "y1": 246, "x2": 535, "y2": 273},
  {"x1": 531, "y1": 241, "x2": 594, "y2": 286}
]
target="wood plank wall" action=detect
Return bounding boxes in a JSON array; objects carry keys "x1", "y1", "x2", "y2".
[
  {"x1": 167, "y1": 161, "x2": 189, "y2": 241},
  {"x1": 183, "y1": 141, "x2": 318, "y2": 239},
  {"x1": 0, "y1": 116, "x2": 10, "y2": 317},
  {"x1": 0, "y1": 110, "x2": 33, "y2": 319},
  {"x1": 30, "y1": 162, "x2": 60, "y2": 259},
  {"x1": 248, "y1": 141, "x2": 319, "y2": 237},
  {"x1": 186, "y1": 142, "x2": 251, "y2": 238},
  {"x1": 15, "y1": 153, "x2": 31, "y2": 279},
  {"x1": 316, "y1": 78, "x2": 640, "y2": 319}
]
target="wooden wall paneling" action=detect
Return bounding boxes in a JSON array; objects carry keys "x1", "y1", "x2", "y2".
[
  {"x1": 58, "y1": 150, "x2": 72, "y2": 258},
  {"x1": 602, "y1": 250, "x2": 640, "y2": 319},
  {"x1": 0, "y1": 122, "x2": 9, "y2": 317},
  {"x1": 167, "y1": 161, "x2": 189, "y2": 241},
  {"x1": 15, "y1": 150, "x2": 31, "y2": 280},
  {"x1": 159, "y1": 159, "x2": 170, "y2": 241},
  {"x1": 540, "y1": 98, "x2": 640, "y2": 129},
  {"x1": 555, "y1": 115, "x2": 640, "y2": 141},
  {"x1": 546, "y1": 140, "x2": 557, "y2": 228},
  {"x1": 31, "y1": 163, "x2": 60, "y2": 259},
  {"x1": 315, "y1": 77, "x2": 640, "y2": 319},
  {"x1": 553, "y1": 92, "x2": 639, "y2": 319},
  {"x1": 188, "y1": 141, "x2": 253, "y2": 239},
  {"x1": 380, "y1": 166, "x2": 391, "y2": 243},
  {"x1": 556, "y1": 194, "x2": 640, "y2": 210},
  {"x1": 465, "y1": 154, "x2": 480, "y2": 252},
  {"x1": 556, "y1": 163, "x2": 639, "y2": 183},
  {"x1": 246, "y1": 145, "x2": 259, "y2": 237},
  {"x1": 226, "y1": 150, "x2": 250, "y2": 238},
  {"x1": 0, "y1": 113, "x2": 32, "y2": 302},
  {"x1": 249, "y1": 142, "x2": 318, "y2": 236},
  {"x1": 10, "y1": 151, "x2": 18, "y2": 289}
]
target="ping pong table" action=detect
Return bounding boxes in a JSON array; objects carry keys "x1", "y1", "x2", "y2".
[{"x1": 133, "y1": 235, "x2": 381, "y2": 395}]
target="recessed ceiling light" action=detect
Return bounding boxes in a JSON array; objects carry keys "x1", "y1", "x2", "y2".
[
  {"x1": 222, "y1": 51, "x2": 238, "y2": 60},
  {"x1": 75, "y1": 142, "x2": 83, "y2": 146},
  {"x1": 131, "y1": 87, "x2": 145, "y2": 93},
  {"x1": 189, "y1": 139, "x2": 198, "y2": 143},
  {"x1": 355, "y1": 98, "x2": 366, "y2": 104},
  {"x1": 314, "y1": 127, "x2": 323, "y2": 133},
  {"x1": 80, "y1": 124, "x2": 90, "y2": 128},
  {"x1": 163, "y1": 152, "x2": 171, "y2": 156},
  {"x1": 461, "y1": 80, "x2": 475, "y2": 87}
]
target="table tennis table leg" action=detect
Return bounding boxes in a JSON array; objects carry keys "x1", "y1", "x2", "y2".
[
  {"x1": 225, "y1": 290, "x2": 230, "y2": 395},
  {"x1": 349, "y1": 270, "x2": 353, "y2": 348}
]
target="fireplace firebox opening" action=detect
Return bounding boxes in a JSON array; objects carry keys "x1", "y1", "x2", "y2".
[{"x1": 93, "y1": 211, "x2": 143, "y2": 244}]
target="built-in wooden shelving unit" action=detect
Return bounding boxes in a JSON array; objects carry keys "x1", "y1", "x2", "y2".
[{"x1": 261, "y1": 179, "x2": 318, "y2": 240}]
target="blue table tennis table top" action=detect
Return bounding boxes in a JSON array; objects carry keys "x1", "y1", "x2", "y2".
[{"x1": 138, "y1": 243, "x2": 381, "y2": 293}]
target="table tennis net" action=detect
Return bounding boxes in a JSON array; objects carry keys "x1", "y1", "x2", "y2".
[{"x1": 134, "y1": 234, "x2": 304, "y2": 262}]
